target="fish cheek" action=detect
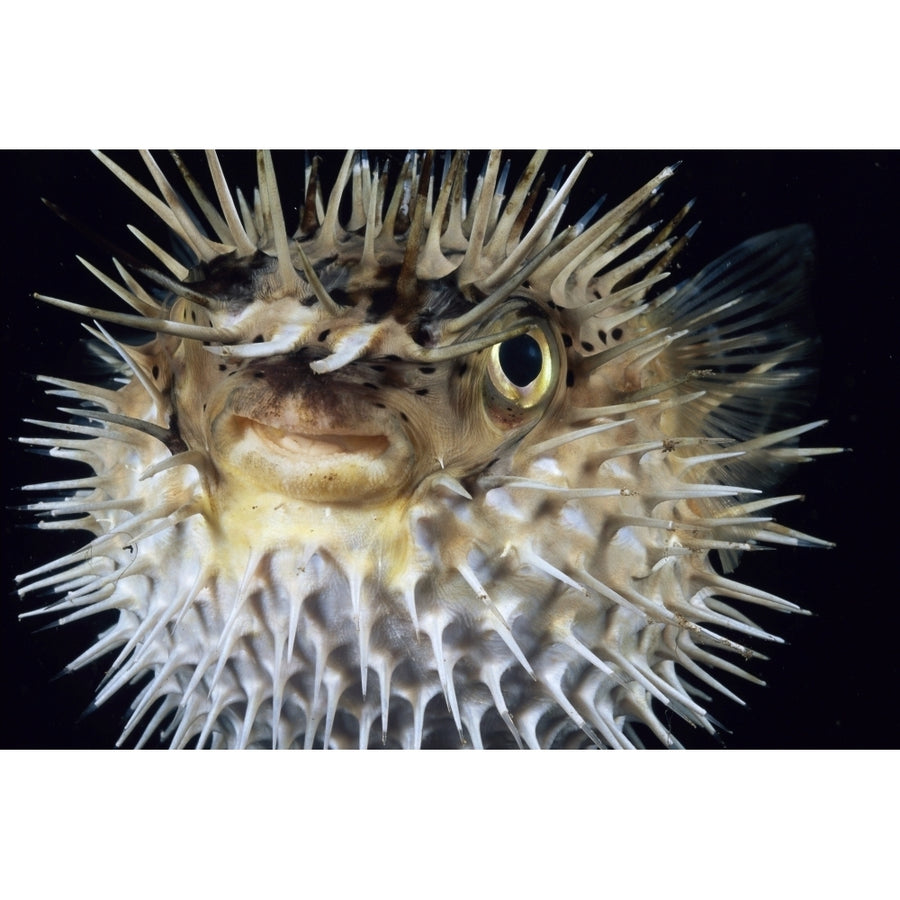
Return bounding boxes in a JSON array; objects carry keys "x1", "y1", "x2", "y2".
[{"x1": 170, "y1": 350, "x2": 235, "y2": 452}]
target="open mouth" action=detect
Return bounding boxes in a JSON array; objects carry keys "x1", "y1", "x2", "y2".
[{"x1": 244, "y1": 419, "x2": 390, "y2": 459}]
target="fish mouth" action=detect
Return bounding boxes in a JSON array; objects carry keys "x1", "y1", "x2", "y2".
[
  {"x1": 211, "y1": 385, "x2": 415, "y2": 502},
  {"x1": 213, "y1": 411, "x2": 410, "y2": 503},
  {"x1": 243, "y1": 418, "x2": 390, "y2": 459}
]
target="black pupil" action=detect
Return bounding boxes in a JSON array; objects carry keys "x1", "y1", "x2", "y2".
[{"x1": 498, "y1": 333, "x2": 543, "y2": 387}]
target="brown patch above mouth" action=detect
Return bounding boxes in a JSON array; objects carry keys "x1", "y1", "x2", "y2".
[{"x1": 242, "y1": 418, "x2": 390, "y2": 458}]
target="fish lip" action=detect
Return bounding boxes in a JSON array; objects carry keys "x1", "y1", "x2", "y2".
[
  {"x1": 237, "y1": 416, "x2": 390, "y2": 459},
  {"x1": 212, "y1": 386, "x2": 416, "y2": 501}
]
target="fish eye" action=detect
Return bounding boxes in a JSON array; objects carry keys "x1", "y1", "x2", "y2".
[
  {"x1": 486, "y1": 324, "x2": 558, "y2": 411},
  {"x1": 498, "y1": 333, "x2": 543, "y2": 386}
]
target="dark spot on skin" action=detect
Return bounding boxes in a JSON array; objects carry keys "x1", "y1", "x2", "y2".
[
  {"x1": 318, "y1": 330, "x2": 330, "y2": 342},
  {"x1": 566, "y1": 370, "x2": 575, "y2": 387},
  {"x1": 611, "y1": 327, "x2": 623, "y2": 341},
  {"x1": 581, "y1": 341, "x2": 594, "y2": 352},
  {"x1": 373, "y1": 402, "x2": 386, "y2": 409},
  {"x1": 598, "y1": 330, "x2": 607, "y2": 344},
  {"x1": 416, "y1": 388, "x2": 429, "y2": 396},
  {"x1": 329, "y1": 288, "x2": 350, "y2": 307},
  {"x1": 400, "y1": 411, "x2": 409, "y2": 422},
  {"x1": 164, "y1": 413, "x2": 188, "y2": 455},
  {"x1": 218, "y1": 364, "x2": 227, "y2": 372},
  {"x1": 202, "y1": 403, "x2": 207, "y2": 412},
  {"x1": 562, "y1": 334, "x2": 573, "y2": 348},
  {"x1": 367, "y1": 285, "x2": 411, "y2": 321},
  {"x1": 152, "y1": 365, "x2": 159, "y2": 379}
]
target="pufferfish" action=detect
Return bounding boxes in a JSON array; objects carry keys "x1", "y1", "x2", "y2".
[{"x1": 16, "y1": 150, "x2": 840, "y2": 749}]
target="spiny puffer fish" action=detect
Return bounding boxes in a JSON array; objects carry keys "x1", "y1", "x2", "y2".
[{"x1": 17, "y1": 150, "x2": 841, "y2": 749}]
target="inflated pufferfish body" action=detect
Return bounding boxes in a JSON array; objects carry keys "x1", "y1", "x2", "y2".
[{"x1": 18, "y1": 150, "x2": 840, "y2": 748}]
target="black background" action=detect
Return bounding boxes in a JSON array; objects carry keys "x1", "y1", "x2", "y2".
[{"x1": 1, "y1": 149, "x2": 896, "y2": 749}]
